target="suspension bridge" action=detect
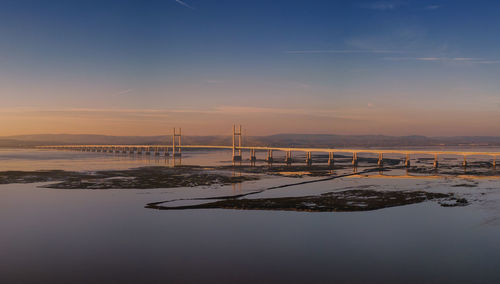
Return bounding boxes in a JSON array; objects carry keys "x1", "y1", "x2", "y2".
[{"x1": 37, "y1": 125, "x2": 499, "y2": 168}]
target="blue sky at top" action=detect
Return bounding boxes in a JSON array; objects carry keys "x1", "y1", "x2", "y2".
[{"x1": 0, "y1": 0, "x2": 499, "y2": 135}]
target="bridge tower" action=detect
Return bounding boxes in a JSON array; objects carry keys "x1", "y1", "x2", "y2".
[
  {"x1": 232, "y1": 125, "x2": 242, "y2": 161},
  {"x1": 172, "y1": 128, "x2": 182, "y2": 156}
]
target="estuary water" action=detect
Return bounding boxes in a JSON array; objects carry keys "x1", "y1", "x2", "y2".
[{"x1": 1, "y1": 148, "x2": 500, "y2": 283}]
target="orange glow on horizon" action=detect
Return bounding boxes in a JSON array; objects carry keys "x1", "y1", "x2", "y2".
[{"x1": 1, "y1": 106, "x2": 499, "y2": 136}]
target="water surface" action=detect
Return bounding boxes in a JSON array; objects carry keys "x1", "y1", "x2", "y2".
[{"x1": 1, "y1": 148, "x2": 499, "y2": 283}]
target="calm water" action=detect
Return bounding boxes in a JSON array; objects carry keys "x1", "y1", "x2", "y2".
[{"x1": 1, "y1": 148, "x2": 500, "y2": 283}]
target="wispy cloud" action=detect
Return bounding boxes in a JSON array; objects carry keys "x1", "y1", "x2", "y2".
[
  {"x1": 474, "y1": 60, "x2": 500, "y2": 64},
  {"x1": 0, "y1": 106, "x2": 362, "y2": 122},
  {"x1": 361, "y1": 1, "x2": 401, "y2": 11},
  {"x1": 203, "y1": 80, "x2": 225, "y2": 84},
  {"x1": 286, "y1": 49, "x2": 403, "y2": 54},
  {"x1": 175, "y1": 0, "x2": 194, "y2": 9},
  {"x1": 115, "y1": 89, "x2": 133, "y2": 96},
  {"x1": 384, "y1": 57, "x2": 500, "y2": 64},
  {"x1": 425, "y1": 5, "x2": 442, "y2": 10}
]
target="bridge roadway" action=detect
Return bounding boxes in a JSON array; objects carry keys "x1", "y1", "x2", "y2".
[{"x1": 38, "y1": 144, "x2": 500, "y2": 157}]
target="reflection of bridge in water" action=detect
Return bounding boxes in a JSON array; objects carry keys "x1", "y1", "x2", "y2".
[{"x1": 38, "y1": 125, "x2": 499, "y2": 169}]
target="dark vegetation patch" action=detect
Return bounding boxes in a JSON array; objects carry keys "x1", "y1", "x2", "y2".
[
  {"x1": 0, "y1": 170, "x2": 81, "y2": 184},
  {"x1": 452, "y1": 183, "x2": 478, "y2": 188},
  {"x1": 146, "y1": 189, "x2": 460, "y2": 212},
  {"x1": 0, "y1": 166, "x2": 258, "y2": 189},
  {"x1": 408, "y1": 164, "x2": 498, "y2": 176},
  {"x1": 439, "y1": 198, "x2": 469, "y2": 207}
]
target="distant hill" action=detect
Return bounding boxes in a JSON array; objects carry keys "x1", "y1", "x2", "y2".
[{"x1": 2, "y1": 134, "x2": 500, "y2": 148}]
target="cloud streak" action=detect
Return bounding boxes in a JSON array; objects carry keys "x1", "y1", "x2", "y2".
[
  {"x1": 425, "y1": 5, "x2": 441, "y2": 10},
  {"x1": 361, "y1": 1, "x2": 401, "y2": 11},
  {"x1": 384, "y1": 57, "x2": 500, "y2": 64},
  {"x1": 115, "y1": 89, "x2": 133, "y2": 96},
  {"x1": 175, "y1": 0, "x2": 194, "y2": 9},
  {"x1": 286, "y1": 49, "x2": 403, "y2": 54}
]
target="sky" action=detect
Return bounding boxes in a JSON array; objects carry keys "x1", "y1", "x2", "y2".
[{"x1": 0, "y1": 0, "x2": 499, "y2": 136}]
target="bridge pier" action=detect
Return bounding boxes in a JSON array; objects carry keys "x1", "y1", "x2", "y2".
[
  {"x1": 285, "y1": 151, "x2": 293, "y2": 164},
  {"x1": 250, "y1": 149, "x2": 256, "y2": 162},
  {"x1": 305, "y1": 151, "x2": 312, "y2": 165},
  {"x1": 405, "y1": 154, "x2": 411, "y2": 167},
  {"x1": 352, "y1": 152, "x2": 358, "y2": 166},
  {"x1": 377, "y1": 153, "x2": 383, "y2": 167},
  {"x1": 266, "y1": 149, "x2": 273, "y2": 163},
  {"x1": 328, "y1": 152, "x2": 334, "y2": 167}
]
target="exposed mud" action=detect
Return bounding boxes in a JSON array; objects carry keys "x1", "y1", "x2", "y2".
[
  {"x1": 0, "y1": 166, "x2": 258, "y2": 189},
  {"x1": 146, "y1": 189, "x2": 465, "y2": 212}
]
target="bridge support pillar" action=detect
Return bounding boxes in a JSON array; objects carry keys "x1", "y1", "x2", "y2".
[
  {"x1": 266, "y1": 149, "x2": 273, "y2": 163},
  {"x1": 328, "y1": 152, "x2": 334, "y2": 167},
  {"x1": 377, "y1": 153, "x2": 383, "y2": 167},
  {"x1": 352, "y1": 152, "x2": 358, "y2": 166},
  {"x1": 305, "y1": 152, "x2": 312, "y2": 165},
  {"x1": 405, "y1": 154, "x2": 411, "y2": 167},
  {"x1": 285, "y1": 151, "x2": 293, "y2": 164},
  {"x1": 250, "y1": 149, "x2": 256, "y2": 162}
]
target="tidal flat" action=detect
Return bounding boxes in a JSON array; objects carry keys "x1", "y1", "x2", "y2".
[
  {"x1": 0, "y1": 166, "x2": 259, "y2": 189},
  {"x1": 1, "y1": 161, "x2": 496, "y2": 212}
]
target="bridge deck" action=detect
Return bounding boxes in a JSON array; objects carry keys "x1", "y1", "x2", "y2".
[{"x1": 38, "y1": 145, "x2": 500, "y2": 156}]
